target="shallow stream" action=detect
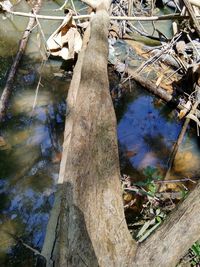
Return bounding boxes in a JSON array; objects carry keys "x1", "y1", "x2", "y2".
[{"x1": 0, "y1": 1, "x2": 200, "y2": 266}]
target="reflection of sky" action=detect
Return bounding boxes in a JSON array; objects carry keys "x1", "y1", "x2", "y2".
[
  {"x1": 117, "y1": 95, "x2": 182, "y2": 169},
  {"x1": 0, "y1": 103, "x2": 64, "y2": 261}
]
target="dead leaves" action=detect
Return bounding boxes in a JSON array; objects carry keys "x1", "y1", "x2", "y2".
[
  {"x1": 0, "y1": 0, "x2": 13, "y2": 12},
  {"x1": 47, "y1": 10, "x2": 82, "y2": 60}
]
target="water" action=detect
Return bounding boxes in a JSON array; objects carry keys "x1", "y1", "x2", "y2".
[
  {"x1": 0, "y1": 1, "x2": 200, "y2": 266},
  {"x1": 0, "y1": 1, "x2": 69, "y2": 264},
  {"x1": 117, "y1": 83, "x2": 200, "y2": 187}
]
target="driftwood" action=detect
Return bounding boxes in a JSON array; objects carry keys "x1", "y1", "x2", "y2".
[
  {"x1": 0, "y1": 0, "x2": 42, "y2": 122},
  {"x1": 41, "y1": 0, "x2": 200, "y2": 266},
  {"x1": 57, "y1": 2, "x2": 137, "y2": 265}
]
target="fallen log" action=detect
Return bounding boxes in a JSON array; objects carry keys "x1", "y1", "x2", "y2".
[
  {"x1": 42, "y1": 3, "x2": 136, "y2": 266},
  {"x1": 0, "y1": 0, "x2": 42, "y2": 122},
  {"x1": 42, "y1": 1, "x2": 200, "y2": 266},
  {"x1": 57, "y1": 3, "x2": 137, "y2": 265}
]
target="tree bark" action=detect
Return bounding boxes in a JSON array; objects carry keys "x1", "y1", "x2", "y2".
[
  {"x1": 135, "y1": 181, "x2": 200, "y2": 267},
  {"x1": 42, "y1": 1, "x2": 200, "y2": 266},
  {"x1": 57, "y1": 5, "x2": 136, "y2": 266}
]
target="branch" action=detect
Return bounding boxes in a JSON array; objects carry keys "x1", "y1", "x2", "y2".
[
  {"x1": 135, "y1": 181, "x2": 200, "y2": 267},
  {"x1": 3, "y1": 10, "x2": 200, "y2": 21},
  {"x1": 183, "y1": 0, "x2": 200, "y2": 37},
  {"x1": 0, "y1": 1, "x2": 42, "y2": 122}
]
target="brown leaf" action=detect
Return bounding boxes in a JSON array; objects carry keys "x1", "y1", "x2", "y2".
[{"x1": 47, "y1": 10, "x2": 82, "y2": 60}]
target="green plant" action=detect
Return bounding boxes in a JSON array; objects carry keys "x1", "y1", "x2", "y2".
[
  {"x1": 190, "y1": 241, "x2": 200, "y2": 266},
  {"x1": 135, "y1": 166, "x2": 163, "y2": 196}
]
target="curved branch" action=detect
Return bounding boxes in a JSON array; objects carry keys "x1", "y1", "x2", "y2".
[{"x1": 135, "y1": 181, "x2": 200, "y2": 267}]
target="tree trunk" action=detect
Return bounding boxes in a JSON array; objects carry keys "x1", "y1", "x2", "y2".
[
  {"x1": 42, "y1": 1, "x2": 200, "y2": 266},
  {"x1": 57, "y1": 5, "x2": 136, "y2": 266}
]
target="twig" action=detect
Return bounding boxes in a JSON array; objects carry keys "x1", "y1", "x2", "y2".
[
  {"x1": 183, "y1": 0, "x2": 200, "y2": 37},
  {"x1": 128, "y1": 0, "x2": 133, "y2": 16},
  {"x1": 33, "y1": 10, "x2": 49, "y2": 56},
  {"x1": 3, "y1": 10, "x2": 200, "y2": 21},
  {"x1": 159, "y1": 100, "x2": 200, "y2": 190},
  {"x1": 20, "y1": 239, "x2": 44, "y2": 257},
  {"x1": 155, "y1": 177, "x2": 197, "y2": 184},
  {"x1": 135, "y1": 33, "x2": 182, "y2": 74},
  {"x1": 0, "y1": 0, "x2": 42, "y2": 122}
]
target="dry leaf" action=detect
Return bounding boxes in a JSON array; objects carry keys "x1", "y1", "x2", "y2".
[
  {"x1": 47, "y1": 9, "x2": 82, "y2": 60},
  {"x1": 155, "y1": 73, "x2": 164, "y2": 87},
  {"x1": 0, "y1": 0, "x2": 12, "y2": 12},
  {"x1": 178, "y1": 101, "x2": 191, "y2": 119}
]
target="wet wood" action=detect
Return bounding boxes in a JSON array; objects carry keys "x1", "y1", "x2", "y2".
[{"x1": 0, "y1": 0, "x2": 42, "y2": 122}]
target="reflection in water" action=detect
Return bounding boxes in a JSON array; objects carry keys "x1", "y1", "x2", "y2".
[
  {"x1": 1, "y1": 1, "x2": 200, "y2": 266},
  {"x1": 117, "y1": 85, "x2": 200, "y2": 187},
  {"x1": 0, "y1": 78, "x2": 67, "y2": 265},
  {"x1": 0, "y1": 1, "x2": 72, "y2": 265},
  {"x1": 0, "y1": 16, "x2": 68, "y2": 265},
  {"x1": 117, "y1": 92, "x2": 182, "y2": 175}
]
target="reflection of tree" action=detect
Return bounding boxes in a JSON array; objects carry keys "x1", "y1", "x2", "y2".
[
  {"x1": 155, "y1": 100, "x2": 179, "y2": 124},
  {"x1": 2, "y1": 241, "x2": 40, "y2": 267},
  {"x1": 113, "y1": 79, "x2": 143, "y2": 122},
  {"x1": 119, "y1": 142, "x2": 146, "y2": 183},
  {"x1": 143, "y1": 133, "x2": 171, "y2": 165}
]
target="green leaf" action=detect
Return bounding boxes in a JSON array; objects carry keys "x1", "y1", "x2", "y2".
[
  {"x1": 138, "y1": 221, "x2": 162, "y2": 242},
  {"x1": 147, "y1": 182, "x2": 157, "y2": 195},
  {"x1": 143, "y1": 166, "x2": 156, "y2": 178}
]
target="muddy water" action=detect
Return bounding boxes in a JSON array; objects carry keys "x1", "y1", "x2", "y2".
[{"x1": 0, "y1": 1, "x2": 200, "y2": 266}]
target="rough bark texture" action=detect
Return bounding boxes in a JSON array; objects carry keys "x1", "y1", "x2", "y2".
[
  {"x1": 42, "y1": 2, "x2": 200, "y2": 267},
  {"x1": 135, "y1": 181, "x2": 200, "y2": 267},
  {"x1": 56, "y1": 6, "x2": 136, "y2": 267}
]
